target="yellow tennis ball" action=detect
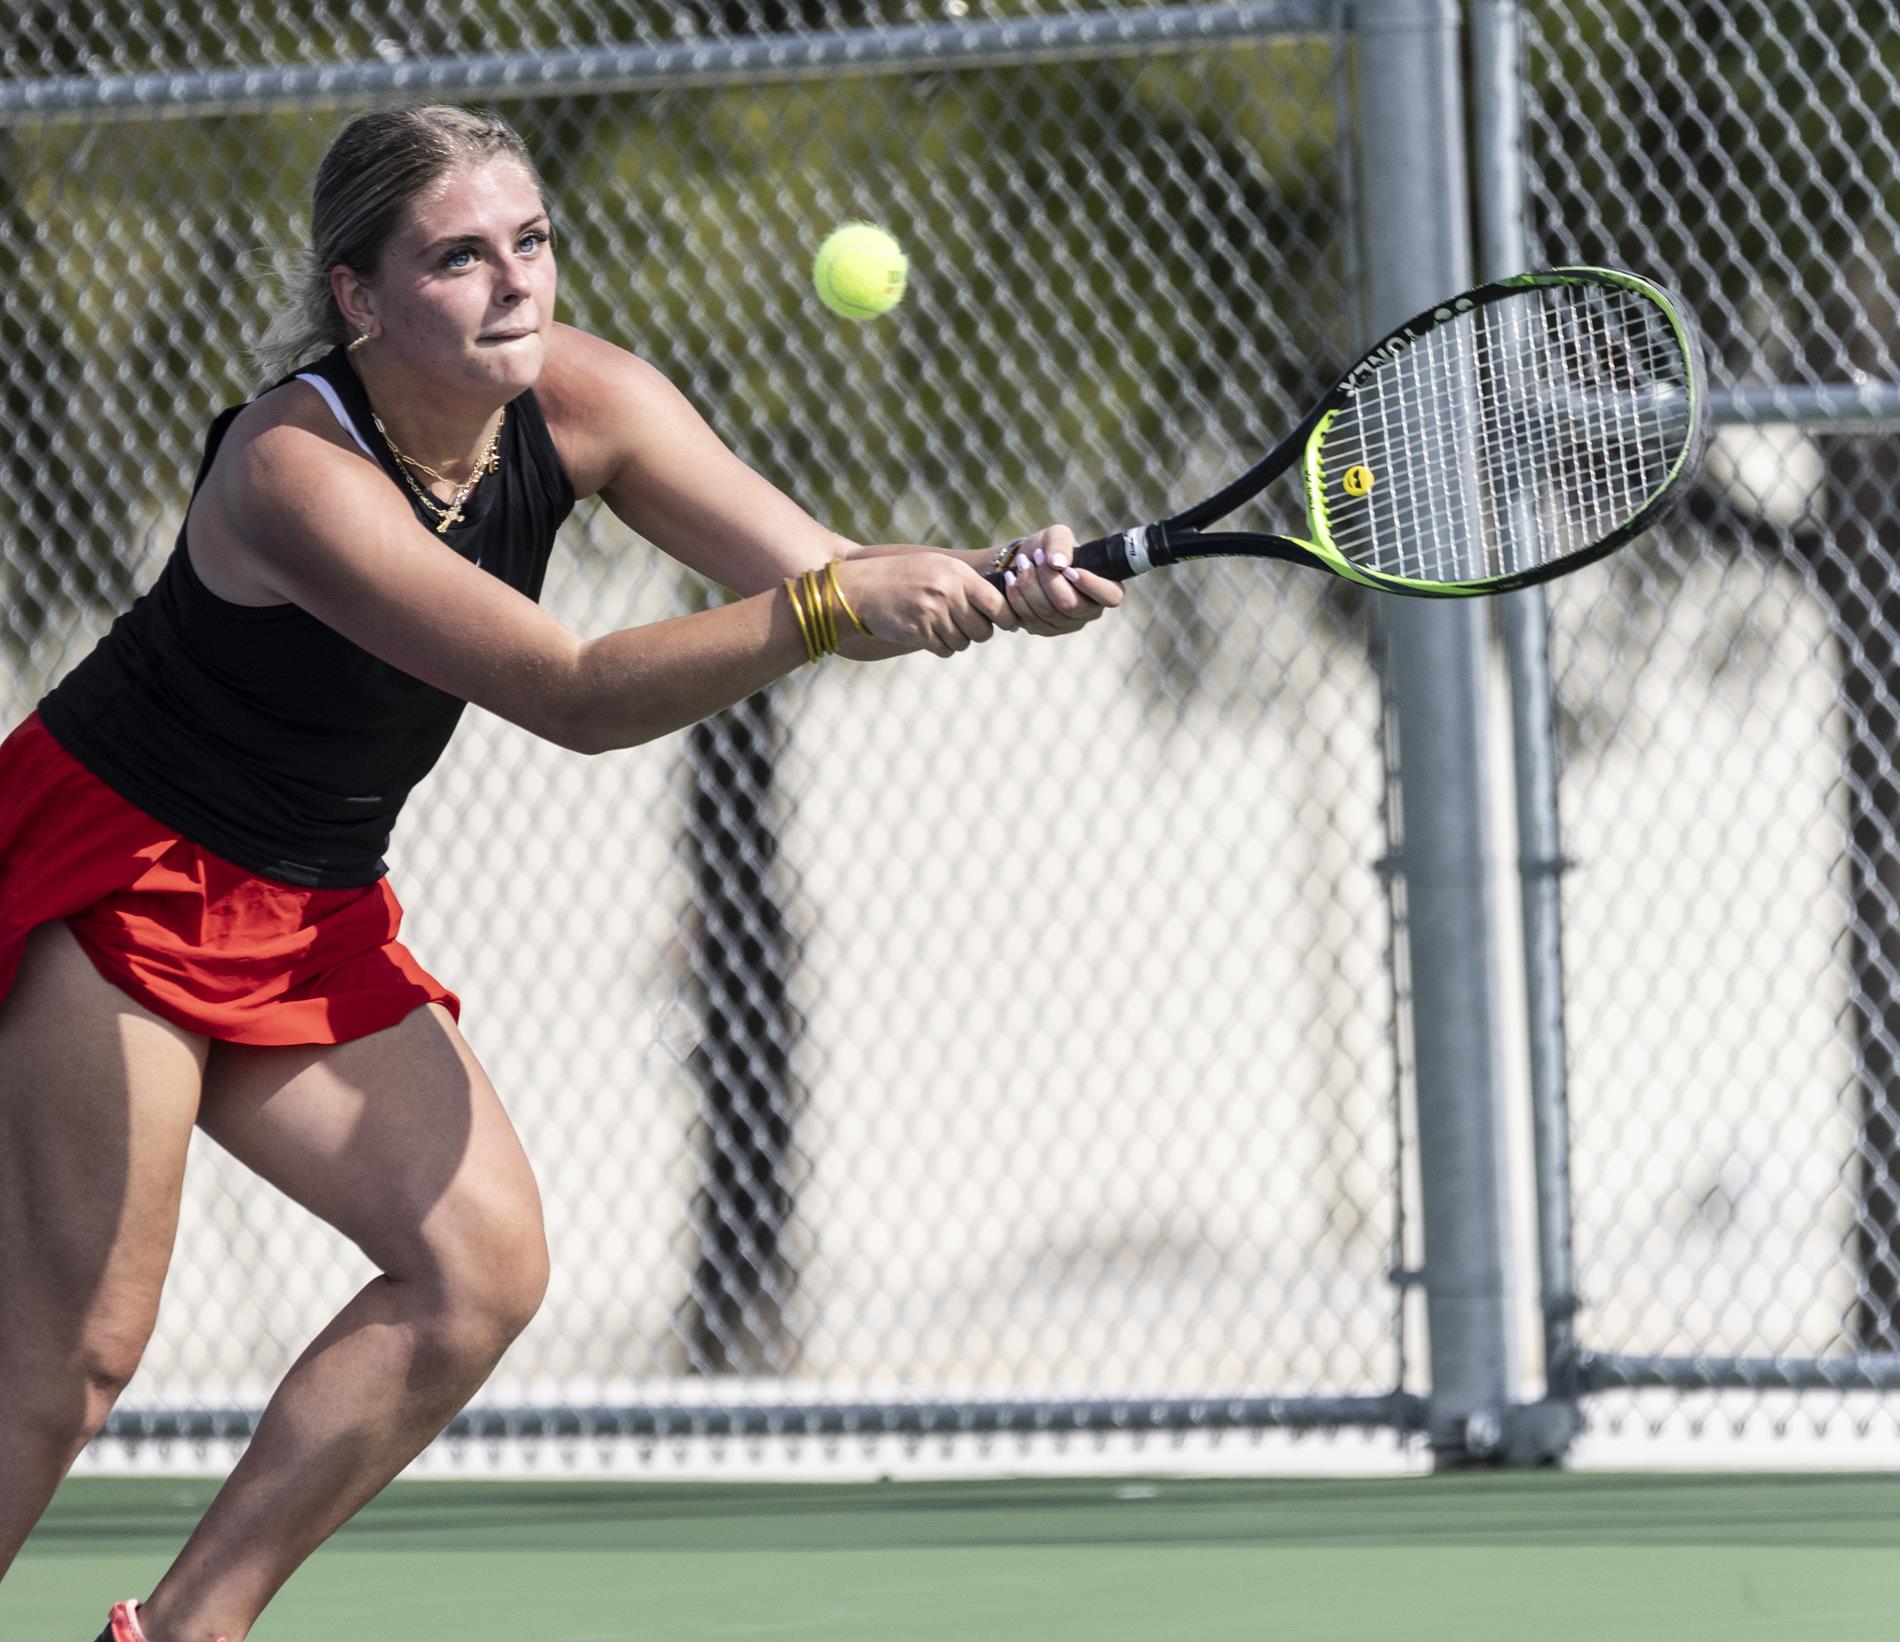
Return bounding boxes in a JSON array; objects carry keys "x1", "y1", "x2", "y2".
[{"x1": 813, "y1": 222, "x2": 908, "y2": 321}]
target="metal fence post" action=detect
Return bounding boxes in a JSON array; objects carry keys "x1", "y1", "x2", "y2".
[
  {"x1": 1355, "y1": 0, "x2": 1521, "y2": 1466},
  {"x1": 1468, "y1": 0, "x2": 1584, "y2": 1461}
]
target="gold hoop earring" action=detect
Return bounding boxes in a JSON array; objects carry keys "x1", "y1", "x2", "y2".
[{"x1": 347, "y1": 331, "x2": 372, "y2": 353}]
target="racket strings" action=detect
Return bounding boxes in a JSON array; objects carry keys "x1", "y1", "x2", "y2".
[{"x1": 1319, "y1": 284, "x2": 1692, "y2": 585}]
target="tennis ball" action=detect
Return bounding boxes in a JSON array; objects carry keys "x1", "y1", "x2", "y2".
[{"x1": 812, "y1": 222, "x2": 908, "y2": 320}]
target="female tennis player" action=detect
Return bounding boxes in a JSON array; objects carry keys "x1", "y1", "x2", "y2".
[{"x1": 0, "y1": 105, "x2": 1119, "y2": 1642}]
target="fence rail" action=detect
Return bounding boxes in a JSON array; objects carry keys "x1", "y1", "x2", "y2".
[{"x1": 0, "y1": 4, "x2": 1340, "y2": 122}]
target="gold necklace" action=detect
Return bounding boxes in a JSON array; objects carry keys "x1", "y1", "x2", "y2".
[{"x1": 372, "y1": 408, "x2": 506, "y2": 535}]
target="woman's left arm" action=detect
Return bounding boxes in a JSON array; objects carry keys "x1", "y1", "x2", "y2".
[{"x1": 538, "y1": 326, "x2": 1119, "y2": 638}]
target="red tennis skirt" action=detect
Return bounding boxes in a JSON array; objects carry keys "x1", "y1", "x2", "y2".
[{"x1": 0, "y1": 711, "x2": 459, "y2": 1045}]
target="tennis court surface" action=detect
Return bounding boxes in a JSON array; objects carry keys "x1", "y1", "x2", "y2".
[{"x1": 7, "y1": 1471, "x2": 1896, "y2": 1640}]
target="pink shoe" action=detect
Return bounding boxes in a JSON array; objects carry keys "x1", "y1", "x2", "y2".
[
  {"x1": 96, "y1": 1601, "x2": 148, "y2": 1642},
  {"x1": 96, "y1": 1599, "x2": 228, "y2": 1642}
]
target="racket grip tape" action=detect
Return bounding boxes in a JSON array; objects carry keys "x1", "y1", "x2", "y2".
[{"x1": 979, "y1": 527, "x2": 1153, "y2": 591}]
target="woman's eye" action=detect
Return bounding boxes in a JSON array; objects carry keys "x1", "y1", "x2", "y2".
[{"x1": 439, "y1": 233, "x2": 549, "y2": 270}]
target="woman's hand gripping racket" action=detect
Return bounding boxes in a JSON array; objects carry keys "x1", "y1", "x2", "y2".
[{"x1": 987, "y1": 267, "x2": 1709, "y2": 599}]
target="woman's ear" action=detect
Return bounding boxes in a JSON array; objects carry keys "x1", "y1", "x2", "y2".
[{"x1": 329, "y1": 264, "x2": 375, "y2": 341}]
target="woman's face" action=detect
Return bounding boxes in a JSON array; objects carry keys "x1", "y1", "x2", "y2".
[{"x1": 343, "y1": 154, "x2": 557, "y2": 395}]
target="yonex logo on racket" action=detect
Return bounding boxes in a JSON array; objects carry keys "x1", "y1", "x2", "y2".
[
  {"x1": 1340, "y1": 332, "x2": 1416, "y2": 395},
  {"x1": 1339, "y1": 297, "x2": 1476, "y2": 396}
]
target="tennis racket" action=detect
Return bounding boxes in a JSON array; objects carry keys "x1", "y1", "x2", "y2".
[{"x1": 990, "y1": 266, "x2": 1708, "y2": 599}]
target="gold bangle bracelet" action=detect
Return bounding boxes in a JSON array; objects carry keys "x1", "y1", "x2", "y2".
[
  {"x1": 809, "y1": 567, "x2": 838, "y2": 655},
  {"x1": 828, "y1": 559, "x2": 872, "y2": 638},
  {"x1": 790, "y1": 570, "x2": 813, "y2": 661},
  {"x1": 989, "y1": 536, "x2": 1024, "y2": 576},
  {"x1": 803, "y1": 569, "x2": 825, "y2": 656},
  {"x1": 823, "y1": 570, "x2": 842, "y2": 649},
  {"x1": 808, "y1": 572, "x2": 832, "y2": 659},
  {"x1": 784, "y1": 574, "x2": 819, "y2": 663},
  {"x1": 800, "y1": 569, "x2": 823, "y2": 657},
  {"x1": 787, "y1": 570, "x2": 843, "y2": 663}
]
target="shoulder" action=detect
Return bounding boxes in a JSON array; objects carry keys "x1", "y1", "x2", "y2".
[
  {"x1": 199, "y1": 371, "x2": 382, "y2": 529},
  {"x1": 216, "y1": 370, "x2": 371, "y2": 480},
  {"x1": 532, "y1": 323, "x2": 690, "y2": 501},
  {"x1": 187, "y1": 371, "x2": 402, "y2": 604}
]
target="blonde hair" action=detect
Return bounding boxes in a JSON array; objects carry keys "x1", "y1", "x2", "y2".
[{"x1": 251, "y1": 104, "x2": 546, "y2": 380}]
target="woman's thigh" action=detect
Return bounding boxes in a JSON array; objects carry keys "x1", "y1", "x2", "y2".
[
  {"x1": 193, "y1": 1003, "x2": 548, "y2": 1320},
  {"x1": 0, "y1": 919, "x2": 209, "y2": 1377}
]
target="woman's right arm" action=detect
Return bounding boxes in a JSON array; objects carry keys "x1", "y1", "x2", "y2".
[{"x1": 222, "y1": 408, "x2": 1005, "y2": 754}]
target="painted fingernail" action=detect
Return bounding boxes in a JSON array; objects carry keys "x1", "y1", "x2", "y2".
[
  {"x1": 1033, "y1": 547, "x2": 1046, "y2": 566},
  {"x1": 1063, "y1": 567, "x2": 1080, "y2": 583},
  {"x1": 1004, "y1": 570, "x2": 1018, "y2": 588},
  {"x1": 1050, "y1": 552, "x2": 1070, "y2": 568},
  {"x1": 1013, "y1": 554, "x2": 1030, "y2": 573}
]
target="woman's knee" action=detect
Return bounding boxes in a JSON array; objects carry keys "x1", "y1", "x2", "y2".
[
  {"x1": 3, "y1": 1310, "x2": 155, "y2": 1444},
  {"x1": 470, "y1": 1212, "x2": 551, "y2": 1342},
  {"x1": 409, "y1": 1188, "x2": 550, "y2": 1344},
  {"x1": 67, "y1": 1323, "x2": 155, "y2": 1431}
]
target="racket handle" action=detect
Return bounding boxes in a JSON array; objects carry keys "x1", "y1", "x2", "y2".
[{"x1": 979, "y1": 528, "x2": 1154, "y2": 590}]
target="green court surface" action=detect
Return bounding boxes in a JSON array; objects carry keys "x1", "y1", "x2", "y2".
[{"x1": 7, "y1": 1472, "x2": 1899, "y2": 1641}]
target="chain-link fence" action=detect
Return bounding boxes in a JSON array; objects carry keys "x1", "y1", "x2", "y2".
[
  {"x1": 1517, "y1": 0, "x2": 1900, "y2": 1451},
  {"x1": 6, "y1": 0, "x2": 1897, "y2": 1473},
  {"x1": 4, "y1": 8, "x2": 1426, "y2": 1467}
]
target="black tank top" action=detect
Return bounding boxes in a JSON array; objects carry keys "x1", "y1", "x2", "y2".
[{"x1": 36, "y1": 347, "x2": 576, "y2": 887}]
